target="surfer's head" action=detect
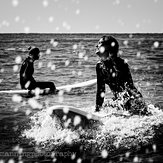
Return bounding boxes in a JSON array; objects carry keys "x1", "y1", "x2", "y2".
[
  {"x1": 28, "y1": 46, "x2": 40, "y2": 60},
  {"x1": 96, "y1": 35, "x2": 119, "y2": 60}
]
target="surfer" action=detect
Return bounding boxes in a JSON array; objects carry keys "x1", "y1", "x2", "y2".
[
  {"x1": 20, "y1": 46, "x2": 57, "y2": 93},
  {"x1": 95, "y1": 36, "x2": 147, "y2": 115}
]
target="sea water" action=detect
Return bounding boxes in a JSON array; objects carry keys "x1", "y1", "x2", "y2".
[{"x1": 0, "y1": 33, "x2": 163, "y2": 162}]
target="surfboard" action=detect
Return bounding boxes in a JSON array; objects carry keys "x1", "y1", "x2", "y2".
[
  {"x1": 0, "y1": 79, "x2": 97, "y2": 95},
  {"x1": 47, "y1": 105, "x2": 103, "y2": 129}
]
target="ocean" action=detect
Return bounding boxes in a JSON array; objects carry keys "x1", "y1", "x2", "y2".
[{"x1": 0, "y1": 33, "x2": 163, "y2": 162}]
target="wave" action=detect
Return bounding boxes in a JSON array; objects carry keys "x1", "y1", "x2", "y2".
[
  {"x1": 5, "y1": 47, "x2": 28, "y2": 52},
  {"x1": 22, "y1": 102, "x2": 163, "y2": 157}
]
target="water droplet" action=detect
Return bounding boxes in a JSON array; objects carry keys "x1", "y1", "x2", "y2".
[
  {"x1": 73, "y1": 116, "x2": 81, "y2": 126},
  {"x1": 63, "y1": 107, "x2": 69, "y2": 114},
  {"x1": 58, "y1": 96, "x2": 64, "y2": 103},
  {"x1": 101, "y1": 149, "x2": 108, "y2": 158},
  {"x1": 62, "y1": 21, "x2": 67, "y2": 27},
  {"x1": 136, "y1": 52, "x2": 141, "y2": 57},
  {"x1": 100, "y1": 92, "x2": 105, "y2": 98},
  {"x1": 136, "y1": 23, "x2": 140, "y2": 28},
  {"x1": 38, "y1": 62, "x2": 43, "y2": 69},
  {"x1": 8, "y1": 159, "x2": 15, "y2": 163},
  {"x1": 152, "y1": 144, "x2": 157, "y2": 152},
  {"x1": 49, "y1": 16, "x2": 54, "y2": 23},
  {"x1": 95, "y1": 25, "x2": 100, "y2": 30},
  {"x1": 2, "y1": 20, "x2": 9, "y2": 27},
  {"x1": 15, "y1": 16, "x2": 20, "y2": 22},
  {"x1": 26, "y1": 110, "x2": 31, "y2": 115},
  {"x1": 42, "y1": 0, "x2": 48, "y2": 7},
  {"x1": 133, "y1": 156, "x2": 139, "y2": 162},
  {"x1": 76, "y1": 9, "x2": 80, "y2": 15},
  {"x1": 123, "y1": 40, "x2": 128, "y2": 46},
  {"x1": 86, "y1": 113, "x2": 92, "y2": 119},
  {"x1": 127, "y1": 4, "x2": 131, "y2": 8},
  {"x1": 28, "y1": 98, "x2": 42, "y2": 109},
  {"x1": 13, "y1": 65, "x2": 19, "y2": 72},
  {"x1": 111, "y1": 42, "x2": 115, "y2": 47},
  {"x1": 84, "y1": 55, "x2": 88, "y2": 61},
  {"x1": 24, "y1": 26, "x2": 30, "y2": 33},
  {"x1": 119, "y1": 50, "x2": 123, "y2": 55},
  {"x1": 34, "y1": 87, "x2": 42, "y2": 96},
  {"x1": 51, "y1": 64, "x2": 56, "y2": 70},
  {"x1": 99, "y1": 46, "x2": 105, "y2": 53},
  {"x1": 78, "y1": 52, "x2": 84, "y2": 58},
  {"x1": 71, "y1": 153, "x2": 76, "y2": 160},
  {"x1": 77, "y1": 158, "x2": 82, "y2": 163},
  {"x1": 14, "y1": 107, "x2": 18, "y2": 112},
  {"x1": 73, "y1": 44, "x2": 78, "y2": 50},
  {"x1": 146, "y1": 82, "x2": 150, "y2": 86},
  {"x1": 15, "y1": 56, "x2": 22, "y2": 64},
  {"x1": 55, "y1": 27, "x2": 59, "y2": 31},
  {"x1": 112, "y1": 72, "x2": 116, "y2": 77},
  {"x1": 124, "y1": 59, "x2": 128, "y2": 63},
  {"x1": 50, "y1": 39, "x2": 54, "y2": 44},
  {"x1": 78, "y1": 71, "x2": 82, "y2": 76},
  {"x1": 153, "y1": 41, "x2": 159, "y2": 48},
  {"x1": 12, "y1": 94, "x2": 22, "y2": 103},
  {"x1": 65, "y1": 60, "x2": 70, "y2": 66},
  {"x1": 47, "y1": 62, "x2": 52, "y2": 68},
  {"x1": 0, "y1": 68, "x2": 4, "y2": 73},
  {"x1": 46, "y1": 49, "x2": 51, "y2": 54},
  {"x1": 53, "y1": 41, "x2": 58, "y2": 47},
  {"x1": 65, "y1": 134, "x2": 72, "y2": 144},
  {"x1": 12, "y1": 0, "x2": 19, "y2": 7},
  {"x1": 125, "y1": 152, "x2": 130, "y2": 157},
  {"x1": 25, "y1": 81, "x2": 30, "y2": 89}
]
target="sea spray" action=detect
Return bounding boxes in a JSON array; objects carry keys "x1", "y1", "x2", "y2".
[
  {"x1": 22, "y1": 108, "x2": 80, "y2": 148},
  {"x1": 22, "y1": 103, "x2": 163, "y2": 156}
]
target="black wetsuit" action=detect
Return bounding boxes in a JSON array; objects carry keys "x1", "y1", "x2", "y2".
[
  {"x1": 96, "y1": 57, "x2": 142, "y2": 110},
  {"x1": 20, "y1": 57, "x2": 56, "y2": 91}
]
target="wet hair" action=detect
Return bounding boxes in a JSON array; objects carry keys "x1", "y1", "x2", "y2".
[
  {"x1": 28, "y1": 46, "x2": 40, "y2": 60},
  {"x1": 99, "y1": 36, "x2": 119, "y2": 55},
  {"x1": 28, "y1": 46, "x2": 40, "y2": 55}
]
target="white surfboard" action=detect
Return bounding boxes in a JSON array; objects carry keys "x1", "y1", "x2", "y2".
[
  {"x1": 0, "y1": 79, "x2": 97, "y2": 95},
  {"x1": 47, "y1": 105, "x2": 103, "y2": 128},
  {"x1": 56, "y1": 79, "x2": 97, "y2": 90}
]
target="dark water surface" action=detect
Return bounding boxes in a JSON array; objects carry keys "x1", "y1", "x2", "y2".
[{"x1": 0, "y1": 33, "x2": 163, "y2": 162}]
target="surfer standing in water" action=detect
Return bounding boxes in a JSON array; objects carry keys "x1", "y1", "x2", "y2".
[
  {"x1": 95, "y1": 36, "x2": 147, "y2": 115},
  {"x1": 20, "y1": 46, "x2": 57, "y2": 94}
]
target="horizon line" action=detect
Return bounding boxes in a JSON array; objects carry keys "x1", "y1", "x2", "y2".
[{"x1": 0, "y1": 32, "x2": 163, "y2": 34}]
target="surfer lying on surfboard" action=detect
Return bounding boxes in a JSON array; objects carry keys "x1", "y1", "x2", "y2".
[
  {"x1": 95, "y1": 35, "x2": 148, "y2": 115},
  {"x1": 20, "y1": 46, "x2": 58, "y2": 94}
]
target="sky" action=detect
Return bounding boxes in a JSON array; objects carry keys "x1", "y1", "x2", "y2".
[{"x1": 0, "y1": 0, "x2": 163, "y2": 33}]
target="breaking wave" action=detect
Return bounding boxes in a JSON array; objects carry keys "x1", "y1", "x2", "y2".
[{"x1": 22, "y1": 101, "x2": 163, "y2": 158}]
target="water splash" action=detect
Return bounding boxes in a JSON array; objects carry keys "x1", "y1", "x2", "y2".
[
  {"x1": 22, "y1": 109, "x2": 80, "y2": 148},
  {"x1": 22, "y1": 102, "x2": 163, "y2": 156}
]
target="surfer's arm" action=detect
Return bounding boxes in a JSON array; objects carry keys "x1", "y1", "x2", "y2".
[
  {"x1": 96, "y1": 63, "x2": 105, "y2": 111},
  {"x1": 20, "y1": 59, "x2": 36, "y2": 89},
  {"x1": 124, "y1": 63, "x2": 134, "y2": 88},
  {"x1": 124, "y1": 63, "x2": 142, "y2": 98}
]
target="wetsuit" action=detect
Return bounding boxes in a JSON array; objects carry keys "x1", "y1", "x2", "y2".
[
  {"x1": 96, "y1": 57, "x2": 142, "y2": 110},
  {"x1": 20, "y1": 57, "x2": 56, "y2": 91}
]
